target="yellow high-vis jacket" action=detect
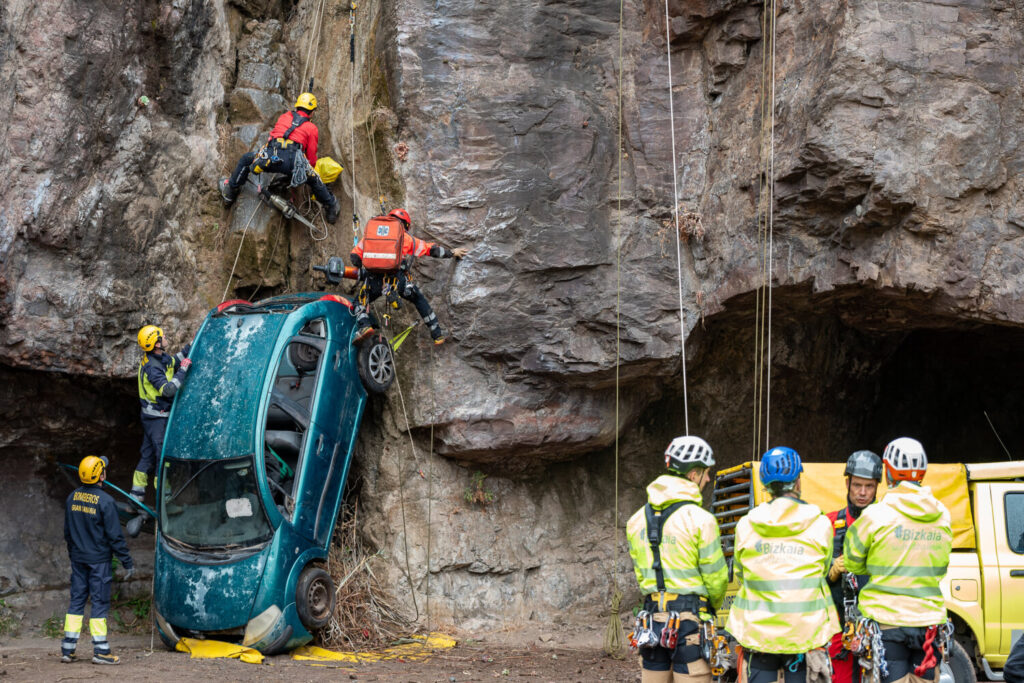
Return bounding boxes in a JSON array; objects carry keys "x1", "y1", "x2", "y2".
[
  {"x1": 843, "y1": 482, "x2": 952, "y2": 627},
  {"x1": 726, "y1": 496, "x2": 839, "y2": 654},
  {"x1": 626, "y1": 475, "x2": 728, "y2": 609}
]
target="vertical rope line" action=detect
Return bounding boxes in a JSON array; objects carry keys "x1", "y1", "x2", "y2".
[
  {"x1": 765, "y1": 0, "x2": 777, "y2": 446},
  {"x1": 753, "y1": 0, "x2": 772, "y2": 458},
  {"x1": 349, "y1": 2, "x2": 358, "y2": 243},
  {"x1": 221, "y1": 202, "x2": 262, "y2": 302},
  {"x1": 664, "y1": 0, "x2": 689, "y2": 435},
  {"x1": 604, "y1": 0, "x2": 627, "y2": 659},
  {"x1": 426, "y1": 343, "x2": 436, "y2": 633}
]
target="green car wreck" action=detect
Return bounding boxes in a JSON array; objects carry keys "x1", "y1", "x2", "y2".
[{"x1": 148, "y1": 293, "x2": 394, "y2": 653}]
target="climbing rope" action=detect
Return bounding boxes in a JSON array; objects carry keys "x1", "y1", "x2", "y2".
[
  {"x1": 664, "y1": 0, "x2": 690, "y2": 435},
  {"x1": 391, "y1": 364, "x2": 422, "y2": 621},
  {"x1": 221, "y1": 201, "x2": 262, "y2": 302},
  {"x1": 603, "y1": 0, "x2": 627, "y2": 660},
  {"x1": 365, "y1": 117, "x2": 388, "y2": 215},
  {"x1": 751, "y1": 0, "x2": 777, "y2": 456},
  {"x1": 350, "y1": 2, "x2": 359, "y2": 244},
  {"x1": 300, "y1": 0, "x2": 328, "y2": 89},
  {"x1": 249, "y1": 212, "x2": 287, "y2": 301}
]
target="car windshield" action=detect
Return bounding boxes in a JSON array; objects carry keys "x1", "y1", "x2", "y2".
[{"x1": 160, "y1": 456, "x2": 273, "y2": 551}]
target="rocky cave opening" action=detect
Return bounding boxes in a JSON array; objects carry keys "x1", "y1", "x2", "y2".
[{"x1": 645, "y1": 284, "x2": 1024, "y2": 472}]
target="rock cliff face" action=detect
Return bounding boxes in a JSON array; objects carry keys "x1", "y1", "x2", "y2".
[{"x1": 2, "y1": 0, "x2": 1023, "y2": 627}]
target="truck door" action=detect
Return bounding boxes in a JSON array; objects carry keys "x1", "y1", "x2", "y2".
[{"x1": 992, "y1": 484, "x2": 1024, "y2": 656}]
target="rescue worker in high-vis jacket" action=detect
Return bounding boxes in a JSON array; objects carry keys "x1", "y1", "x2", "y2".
[
  {"x1": 826, "y1": 450, "x2": 883, "y2": 683},
  {"x1": 726, "y1": 447, "x2": 839, "y2": 683},
  {"x1": 128, "y1": 324, "x2": 191, "y2": 536},
  {"x1": 63, "y1": 456, "x2": 134, "y2": 665},
  {"x1": 626, "y1": 435, "x2": 728, "y2": 683},
  {"x1": 220, "y1": 92, "x2": 341, "y2": 224},
  {"x1": 843, "y1": 437, "x2": 953, "y2": 683},
  {"x1": 349, "y1": 207, "x2": 467, "y2": 345}
]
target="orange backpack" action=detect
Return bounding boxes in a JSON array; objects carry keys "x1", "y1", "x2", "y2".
[{"x1": 360, "y1": 216, "x2": 407, "y2": 272}]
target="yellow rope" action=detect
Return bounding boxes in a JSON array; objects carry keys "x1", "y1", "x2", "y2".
[
  {"x1": 603, "y1": 0, "x2": 627, "y2": 660},
  {"x1": 221, "y1": 201, "x2": 262, "y2": 302}
]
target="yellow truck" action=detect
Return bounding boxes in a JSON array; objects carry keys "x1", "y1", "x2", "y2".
[{"x1": 711, "y1": 461, "x2": 1024, "y2": 683}]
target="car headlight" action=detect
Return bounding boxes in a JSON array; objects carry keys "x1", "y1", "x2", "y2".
[{"x1": 242, "y1": 604, "x2": 283, "y2": 647}]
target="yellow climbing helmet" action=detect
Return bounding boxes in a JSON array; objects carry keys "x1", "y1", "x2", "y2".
[
  {"x1": 295, "y1": 92, "x2": 318, "y2": 112},
  {"x1": 137, "y1": 324, "x2": 163, "y2": 352},
  {"x1": 79, "y1": 455, "x2": 106, "y2": 484}
]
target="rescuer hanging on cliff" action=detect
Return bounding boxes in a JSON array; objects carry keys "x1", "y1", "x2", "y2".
[
  {"x1": 126, "y1": 324, "x2": 191, "y2": 537},
  {"x1": 625, "y1": 435, "x2": 727, "y2": 683},
  {"x1": 826, "y1": 450, "x2": 883, "y2": 683},
  {"x1": 843, "y1": 438, "x2": 953, "y2": 683},
  {"x1": 62, "y1": 456, "x2": 134, "y2": 665},
  {"x1": 220, "y1": 92, "x2": 341, "y2": 224},
  {"x1": 348, "y1": 207, "x2": 467, "y2": 345}
]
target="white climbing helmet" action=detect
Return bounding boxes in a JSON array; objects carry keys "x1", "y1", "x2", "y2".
[
  {"x1": 665, "y1": 435, "x2": 715, "y2": 474},
  {"x1": 883, "y1": 437, "x2": 928, "y2": 482}
]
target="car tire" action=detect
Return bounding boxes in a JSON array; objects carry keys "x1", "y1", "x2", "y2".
[
  {"x1": 155, "y1": 621, "x2": 178, "y2": 652},
  {"x1": 357, "y1": 335, "x2": 395, "y2": 394},
  {"x1": 296, "y1": 565, "x2": 335, "y2": 633},
  {"x1": 940, "y1": 640, "x2": 977, "y2": 683}
]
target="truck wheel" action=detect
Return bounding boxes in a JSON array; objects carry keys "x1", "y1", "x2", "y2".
[
  {"x1": 156, "y1": 621, "x2": 178, "y2": 652},
  {"x1": 940, "y1": 640, "x2": 977, "y2": 683},
  {"x1": 357, "y1": 336, "x2": 395, "y2": 394},
  {"x1": 295, "y1": 565, "x2": 335, "y2": 632}
]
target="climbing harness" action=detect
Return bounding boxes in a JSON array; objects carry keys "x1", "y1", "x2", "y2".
[
  {"x1": 629, "y1": 610, "x2": 657, "y2": 653},
  {"x1": 915, "y1": 620, "x2": 955, "y2": 676}
]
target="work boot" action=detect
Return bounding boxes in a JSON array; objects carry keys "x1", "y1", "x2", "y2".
[
  {"x1": 430, "y1": 325, "x2": 446, "y2": 346},
  {"x1": 325, "y1": 198, "x2": 340, "y2": 225},
  {"x1": 92, "y1": 653, "x2": 120, "y2": 665},
  {"x1": 60, "y1": 651, "x2": 77, "y2": 663},
  {"x1": 352, "y1": 326, "x2": 375, "y2": 346},
  {"x1": 126, "y1": 514, "x2": 144, "y2": 538},
  {"x1": 220, "y1": 178, "x2": 239, "y2": 207}
]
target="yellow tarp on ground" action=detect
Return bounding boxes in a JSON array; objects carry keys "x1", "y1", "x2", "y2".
[
  {"x1": 175, "y1": 637, "x2": 265, "y2": 664},
  {"x1": 771, "y1": 462, "x2": 975, "y2": 549},
  {"x1": 291, "y1": 633, "x2": 457, "y2": 664}
]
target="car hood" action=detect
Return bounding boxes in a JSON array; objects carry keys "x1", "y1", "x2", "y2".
[{"x1": 154, "y1": 542, "x2": 268, "y2": 631}]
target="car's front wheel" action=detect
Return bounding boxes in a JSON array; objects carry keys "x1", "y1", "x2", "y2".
[
  {"x1": 357, "y1": 335, "x2": 395, "y2": 394},
  {"x1": 295, "y1": 565, "x2": 335, "y2": 633},
  {"x1": 940, "y1": 640, "x2": 977, "y2": 683}
]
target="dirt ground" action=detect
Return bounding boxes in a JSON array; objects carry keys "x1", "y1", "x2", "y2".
[{"x1": 0, "y1": 630, "x2": 640, "y2": 682}]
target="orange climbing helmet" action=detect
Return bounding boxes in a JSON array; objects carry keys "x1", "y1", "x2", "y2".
[{"x1": 388, "y1": 208, "x2": 411, "y2": 227}]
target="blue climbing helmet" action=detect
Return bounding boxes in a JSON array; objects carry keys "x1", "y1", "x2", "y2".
[{"x1": 759, "y1": 446, "x2": 803, "y2": 484}]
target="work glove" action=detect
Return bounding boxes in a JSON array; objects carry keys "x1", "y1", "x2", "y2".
[
  {"x1": 452, "y1": 247, "x2": 468, "y2": 259},
  {"x1": 806, "y1": 647, "x2": 833, "y2": 683},
  {"x1": 180, "y1": 358, "x2": 192, "y2": 372},
  {"x1": 122, "y1": 566, "x2": 136, "y2": 581},
  {"x1": 828, "y1": 556, "x2": 846, "y2": 582}
]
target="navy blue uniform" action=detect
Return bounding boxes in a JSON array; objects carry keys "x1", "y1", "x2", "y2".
[{"x1": 63, "y1": 484, "x2": 133, "y2": 659}]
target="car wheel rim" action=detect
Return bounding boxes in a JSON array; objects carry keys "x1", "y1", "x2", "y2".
[
  {"x1": 307, "y1": 578, "x2": 330, "y2": 620},
  {"x1": 368, "y1": 344, "x2": 394, "y2": 385},
  {"x1": 938, "y1": 661, "x2": 954, "y2": 683}
]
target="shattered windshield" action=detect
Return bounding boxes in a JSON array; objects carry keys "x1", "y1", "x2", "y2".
[{"x1": 160, "y1": 456, "x2": 273, "y2": 551}]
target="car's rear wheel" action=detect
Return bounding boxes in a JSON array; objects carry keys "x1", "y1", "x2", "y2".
[
  {"x1": 296, "y1": 565, "x2": 335, "y2": 632},
  {"x1": 357, "y1": 335, "x2": 395, "y2": 394}
]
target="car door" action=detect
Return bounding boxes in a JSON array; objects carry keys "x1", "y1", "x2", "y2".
[{"x1": 993, "y1": 484, "x2": 1024, "y2": 656}]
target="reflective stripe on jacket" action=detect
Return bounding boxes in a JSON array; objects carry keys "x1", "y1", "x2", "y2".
[
  {"x1": 626, "y1": 474, "x2": 728, "y2": 609},
  {"x1": 725, "y1": 496, "x2": 839, "y2": 654},
  {"x1": 138, "y1": 349, "x2": 187, "y2": 413},
  {"x1": 843, "y1": 482, "x2": 952, "y2": 627}
]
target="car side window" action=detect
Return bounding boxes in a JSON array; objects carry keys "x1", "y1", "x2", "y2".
[
  {"x1": 1006, "y1": 492, "x2": 1024, "y2": 554},
  {"x1": 263, "y1": 321, "x2": 326, "y2": 522}
]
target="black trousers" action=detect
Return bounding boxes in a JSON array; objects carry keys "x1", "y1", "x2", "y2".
[
  {"x1": 880, "y1": 626, "x2": 939, "y2": 683},
  {"x1": 741, "y1": 650, "x2": 808, "y2": 683},
  {"x1": 67, "y1": 560, "x2": 112, "y2": 619},
  {"x1": 230, "y1": 146, "x2": 334, "y2": 207},
  {"x1": 355, "y1": 272, "x2": 438, "y2": 331}
]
